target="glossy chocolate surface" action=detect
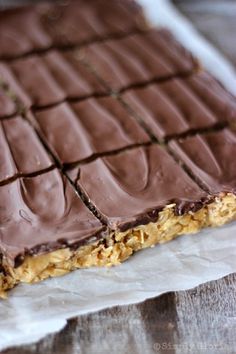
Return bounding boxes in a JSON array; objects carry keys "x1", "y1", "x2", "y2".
[
  {"x1": 33, "y1": 97, "x2": 149, "y2": 165},
  {"x1": 0, "y1": 86, "x2": 16, "y2": 118},
  {"x1": 0, "y1": 169, "x2": 106, "y2": 266},
  {"x1": 0, "y1": 116, "x2": 53, "y2": 184},
  {"x1": 0, "y1": 0, "x2": 145, "y2": 59},
  {"x1": 70, "y1": 145, "x2": 208, "y2": 231},
  {"x1": 169, "y1": 129, "x2": 236, "y2": 194},
  {"x1": 9, "y1": 50, "x2": 106, "y2": 107},
  {"x1": 122, "y1": 72, "x2": 236, "y2": 140},
  {"x1": 0, "y1": 62, "x2": 31, "y2": 115},
  {"x1": 80, "y1": 29, "x2": 198, "y2": 91}
]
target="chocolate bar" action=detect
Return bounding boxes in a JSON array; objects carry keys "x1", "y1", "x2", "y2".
[
  {"x1": 2, "y1": 141, "x2": 236, "y2": 296},
  {"x1": 0, "y1": 0, "x2": 236, "y2": 297}
]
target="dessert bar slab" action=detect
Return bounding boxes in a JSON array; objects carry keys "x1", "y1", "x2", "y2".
[
  {"x1": 2, "y1": 141, "x2": 236, "y2": 296},
  {"x1": 1, "y1": 0, "x2": 236, "y2": 297}
]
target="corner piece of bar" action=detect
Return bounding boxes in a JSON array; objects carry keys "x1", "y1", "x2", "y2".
[
  {"x1": 69, "y1": 145, "x2": 209, "y2": 231},
  {"x1": 0, "y1": 169, "x2": 107, "y2": 295},
  {"x1": 80, "y1": 29, "x2": 198, "y2": 92},
  {"x1": 169, "y1": 128, "x2": 236, "y2": 195},
  {"x1": 121, "y1": 71, "x2": 236, "y2": 141},
  {"x1": 0, "y1": 169, "x2": 105, "y2": 267}
]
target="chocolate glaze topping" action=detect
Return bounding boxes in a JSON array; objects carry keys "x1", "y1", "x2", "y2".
[
  {"x1": 0, "y1": 169, "x2": 106, "y2": 266},
  {"x1": 69, "y1": 145, "x2": 208, "y2": 232},
  {"x1": 0, "y1": 116, "x2": 53, "y2": 184},
  {"x1": 0, "y1": 0, "x2": 146, "y2": 59},
  {"x1": 122, "y1": 72, "x2": 235, "y2": 140},
  {"x1": 80, "y1": 29, "x2": 198, "y2": 92},
  {"x1": 33, "y1": 97, "x2": 150, "y2": 166},
  {"x1": 169, "y1": 129, "x2": 236, "y2": 194}
]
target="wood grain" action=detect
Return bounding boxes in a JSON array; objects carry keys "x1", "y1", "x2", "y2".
[
  {"x1": 1, "y1": 1, "x2": 236, "y2": 353},
  {"x1": 3, "y1": 274, "x2": 236, "y2": 354}
]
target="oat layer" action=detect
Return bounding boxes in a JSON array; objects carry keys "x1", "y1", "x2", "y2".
[{"x1": 1, "y1": 193, "x2": 236, "y2": 298}]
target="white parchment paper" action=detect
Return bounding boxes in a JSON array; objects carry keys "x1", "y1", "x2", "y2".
[{"x1": 1, "y1": 0, "x2": 236, "y2": 350}]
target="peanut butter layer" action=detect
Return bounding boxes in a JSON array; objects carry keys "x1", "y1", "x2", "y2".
[{"x1": 1, "y1": 193, "x2": 236, "y2": 298}]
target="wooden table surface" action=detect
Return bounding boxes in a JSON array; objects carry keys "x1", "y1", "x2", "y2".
[{"x1": 2, "y1": 1, "x2": 236, "y2": 353}]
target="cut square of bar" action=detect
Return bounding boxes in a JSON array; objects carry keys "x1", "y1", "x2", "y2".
[
  {"x1": 169, "y1": 129, "x2": 236, "y2": 196},
  {"x1": 0, "y1": 169, "x2": 106, "y2": 295},
  {"x1": 79, "y1": 29, "x2": 198, "y2": 92},
  {"x1": 121, "y1": 72, "x2": 236, "y2": 141},
  {"x1": 32, "y1": 97, "x2": 150, "y2": 166},
  {"x1": 0, "y1": 0, "x2": 146, "y2": 59},
  {"x1": 9, "y1": 50, "x2": 107, "y2": 108},
  {"x1": 68, "y1": 145, "x2": 210, "y2": 231},
  {"x1": 0, "y1": 116, "x2": 54, "y2": 184}
]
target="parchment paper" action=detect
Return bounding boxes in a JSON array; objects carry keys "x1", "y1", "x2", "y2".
[{"x1": 1, "y1": 0, "x2": 236, "y2": 350}]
